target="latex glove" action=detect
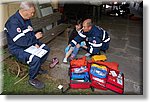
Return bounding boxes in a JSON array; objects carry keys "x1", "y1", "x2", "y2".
[{"x1": 80, "y1": 41, "x2": 86, "y2": 47}]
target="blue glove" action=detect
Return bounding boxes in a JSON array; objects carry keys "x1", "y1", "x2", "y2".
[
  {"x1": 65, "y1": 46, "x2": 70, "y2": 53},
  {"x1": 80, "y1": 41, "x2": 86, "y2": 47}
]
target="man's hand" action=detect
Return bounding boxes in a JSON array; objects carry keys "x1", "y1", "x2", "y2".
[
  {"x1": 35, "y1": 44, "x2": 40, "y2": 48},
  {"x1": 35, "y1": 32, "x2": 43, "y2": 39}
]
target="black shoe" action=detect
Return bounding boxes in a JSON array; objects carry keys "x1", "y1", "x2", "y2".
[
  {"x1": 28, "y1": 78, "x2": 45, "y2": 89},
  {"x1": 38, "y1": 69, "x2": 48, "y2": 74}
]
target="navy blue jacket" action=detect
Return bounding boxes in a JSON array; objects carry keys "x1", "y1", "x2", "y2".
[
  {"x1": 70, "y1": 25, "x2": 110, "y2": 54},
  {"x1": 4, "y1": 11, "x2": 39, "y2": 55}
]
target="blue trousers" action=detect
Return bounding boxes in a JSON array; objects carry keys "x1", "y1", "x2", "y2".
[
  {"x1": 28, "y1": 45, "x2": 50, "y2": 79},
  {"x1": 11, "y1": 44, "x2": 50, "y2": 79},
  {"x1": 70, "y1": 41, "x2": 86, "y2": 58},
  {"x1": 71, "y1": 47, "x2": 79, "y2": 58}
]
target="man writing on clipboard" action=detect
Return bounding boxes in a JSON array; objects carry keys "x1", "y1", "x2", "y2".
[{"x1": 4, "y1": 1, "x2": 58, "y2": 89}]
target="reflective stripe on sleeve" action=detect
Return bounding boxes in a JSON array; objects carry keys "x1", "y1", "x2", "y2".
[
  {"x1": 71, "y1": 40, "x2": 77, "y2": 45},
  {"x1": 103, "y1": 37, "x2": 110, "y2": 43},
  {"x1": 23, "y1": 29, "x2": 30, "y2": 34},
  {"x1": 89, "y1": 42, "x2": 102, "y2": 47},
  {"x1": 102, "y1": 30, "x2": 106, "y2": 41},
  {"x1": 78, "y1": 32, "x2": 86, "y2": 38},
  {"x1": 13, "y1": 28, "x2": 30, "y2": 42}
]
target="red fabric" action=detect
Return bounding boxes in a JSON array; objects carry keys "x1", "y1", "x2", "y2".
[
  {"x1": 70, "y1": 82, "x2": 91, "y2": 89},
  {"x1": 94, "y1": 61, "x2": 119, "y2": 71},
  {"x1": 107, "y1": 76, "x2": 124, "y2": 89},
  {"x1": 106, "y1": 83, "x2": 123, "y2": 94},
  {"x1": 70, "y1": 56, "x2": 87, "y2": 67},
  {"x1": 69, "y1": 57, "x2": 124, "y2": 93},
  {"x1": 90, "y1": 74, "x2": 107, "y2": 90},
  {"x1": 70, "y1": 57, "x2": 90, "y2": 89},
  {"x1": 88, "y1": 61, "x2": 108, "y2": 90},
  {"x1": 106, "y1": 69, "x2": 124, "y2": 94},
  {"x1": 91, "y1": 81, "x2": 107, "y2": 90}
]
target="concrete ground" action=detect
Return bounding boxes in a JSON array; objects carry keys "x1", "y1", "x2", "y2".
[{"x1": 45, "y1": 15, "x2": 143, "y2": 95}]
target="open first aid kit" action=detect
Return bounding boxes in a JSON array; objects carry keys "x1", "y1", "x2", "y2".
[
  {"x1": 68, "y1": 55, "x2": 124, "y2": 94},
  {"x1": 106, "y1": 69, "x2": 124, "y2": 94},
  {"x1": 69, "y1": 56, "x2": 91, "y2": 89},
  {"x1": 91, "y1": 61, "x2": 124, "y2": 94}
]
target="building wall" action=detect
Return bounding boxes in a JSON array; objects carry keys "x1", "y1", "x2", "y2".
[
  {"x1": 0, "y1": 0, "x2": 58, "y2": 32},
  {"x1": 0, "y1": 2, "x2": 20, "y2": 32}
]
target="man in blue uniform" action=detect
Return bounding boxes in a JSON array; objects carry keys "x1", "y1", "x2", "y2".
[
  {"x1": 69, "y1": 19, "x2": 110, "y2": 56},
  {"x1": 4, "y1": 2, "x2": 50, "y2": 89}
]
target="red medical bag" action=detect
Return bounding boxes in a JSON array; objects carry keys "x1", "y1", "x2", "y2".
[
  {"x1": 106, "y1": 69, "x2": 124, "y2": 94},
  {"x1": 69, "y1": 57, "x2": 91, "y2": 89},
  {"x1": 88, "y1": 61, "x2": 124, "y2": 94},
  {"x1": 88, "y1": 61, "x2": 108, "y2": 90}
]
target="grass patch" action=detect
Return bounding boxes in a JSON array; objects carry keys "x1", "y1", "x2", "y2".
[
  {"x1": 2, "y1": 57, "x2": 115, "y2": 95},
  {"x1": 2, "y1": 67, "x2": 94, "y2": 95},
  {"x1": 1, "y1": 58, "x2": 93, "y2": 95}
]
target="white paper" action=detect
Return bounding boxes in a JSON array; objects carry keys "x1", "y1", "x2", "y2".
[
  {"x1": 58, "y1": 85, "x2": 63, "y2": 89},
  {"x1": 24, "y1": 45, "x2": 48, "y2": 58},
  {"x1": 110, "y1": 71, "x2": 117, "y2": 77}
]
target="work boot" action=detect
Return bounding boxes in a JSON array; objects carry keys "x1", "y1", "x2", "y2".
[{"x1": 28, "y1": 78, "x2": 45, "y2": 89}]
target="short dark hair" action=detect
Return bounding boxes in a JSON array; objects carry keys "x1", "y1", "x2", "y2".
[{"x1": 76, "y1": 19, "x2": 83, "y2": 25}]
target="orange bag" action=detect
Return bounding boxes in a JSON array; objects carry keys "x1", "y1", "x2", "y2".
[
  {"x1": 92, "y1": 55, "x2": 107, "y2": 62},
  {"x1": 70, "y1": 56, "x2": 87, "y2": 67}
]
